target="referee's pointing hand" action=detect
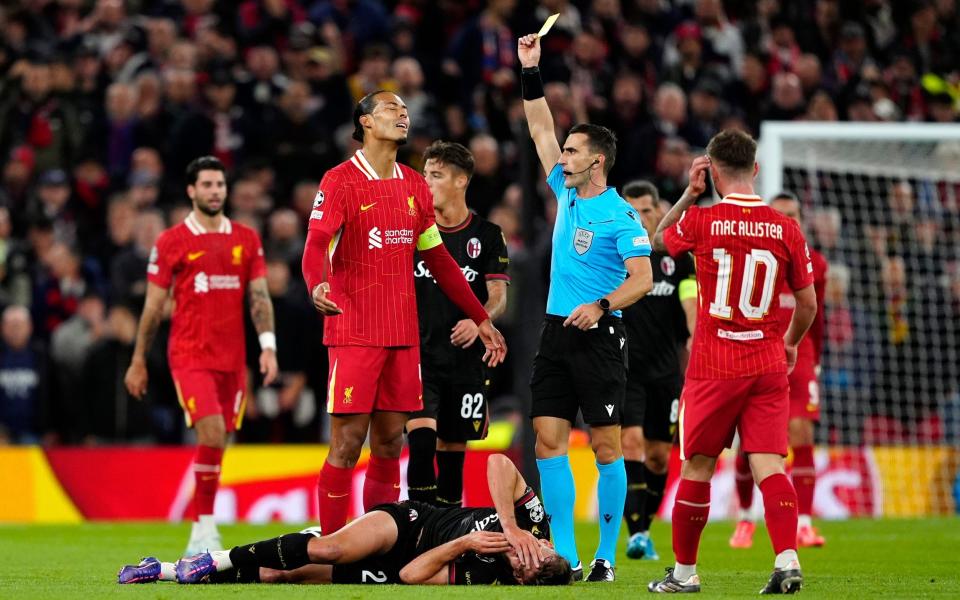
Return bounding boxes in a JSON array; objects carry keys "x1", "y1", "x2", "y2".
[{"x1": 478, "y1": 320, "x2": 507, "y2": 367}]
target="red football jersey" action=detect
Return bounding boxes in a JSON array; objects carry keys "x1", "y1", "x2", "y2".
[
  {"x1": 147, "y1": 212, "x2": 266, "y2": 371},
  {"x1": 307, "y1": 150, "x2": 436, "y2": 347},
  {"x1": 663, "y1": 193, "x2": 814, "y2": 379},
  {"x1": 777, "y1": 248, "x2": 828, "y2": 367}
]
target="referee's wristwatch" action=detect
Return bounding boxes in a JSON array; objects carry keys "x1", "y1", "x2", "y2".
[{"x1": 596, "y1": 297, "x2": 611, "y2": 315}]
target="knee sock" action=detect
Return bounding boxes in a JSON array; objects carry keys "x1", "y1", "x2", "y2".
[
  {"x1": 759, "y1": 473, "x2": 799, "y2": 556},
  {"x1": 194, "y1": 445, "x2": 224, "y2": 519},
  {"x1": 207, "y1": 566, "x2": 261, "y2": 584},
  {"x1": 791, "y1": 445, "x2": 815, "y2": 523},
  {"x1": 734, "y1": 451, "x2": 754, "y2": 519},
  {"x1": 227, "y1": 533, "x2": 313, "y2": 572},
  {"x1": 671, "y1": 479, "x2": 711, "y2": 567},
  {"x1": 595, "y1": 457, "x2": 626, "y2": 564},
  {"x1": 536, "y1": 455, "x2": 579, "y2": 566},
  {"x1": 406, "y1": 428, "x2": 437, "y2": 504},
  {"x1": 623, "y1": 459, "x2": 646, "y2": 535},
  {"x1": 640, "y1": 463, "x2": 668, "y2": 532},
  {"x1": 317, "y1": 461, "x2": 352, "y2": 533},
  {"x1": 436, "y1": 449, "x2": 465, "y2": 507},
  {"x1": 363, "y1": 454, "x2": 400, "y2": 511}
]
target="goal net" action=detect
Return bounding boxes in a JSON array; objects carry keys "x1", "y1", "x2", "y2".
[{"x1": 758, "y1": 122, "x2": 960, "y2": 517}]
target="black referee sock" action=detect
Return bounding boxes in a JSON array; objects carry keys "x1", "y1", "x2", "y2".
[
  {"x1": 639, "y1": 463, "x2": 668, "y2": 532},
  {"x1": 624, "y1": 459, "x2": 646, "y2": 536},
  {"x1": 406, "y1": 428, "x2": 438, "y2": 504},
  {"x1": 228, "y1": 533, "x2": 312, "y2": 572},
  {"x1": 436, "y1": 449, "x2": 465, "y2": 508}
]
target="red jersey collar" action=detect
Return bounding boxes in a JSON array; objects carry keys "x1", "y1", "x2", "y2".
[{"x1": 349, "y1": 150, "x2": 404, "y2": 181}]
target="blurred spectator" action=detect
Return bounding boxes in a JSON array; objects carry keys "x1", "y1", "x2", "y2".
[
  {"x1": 663, "y1": 21, "x2": 705, "y2": 93},
  {"x1": 764, "y1": 72, "x2": 806, "y2": 121},
  {"x1": 798, "y1": 0, "x2": 841, "y2": 63},
  {"x1": 830, "y1": 22, "x2": 875, "y2": 89},
  {"x1": 347, "y1": 43, "x2": 398, "y2": 102},
  {"x1": 465, "y1": 134, "x2": 507, "y2": 218},
  {"x1": 50, "y1": 293, "x2": 106, "y2": 427},
  {"x1": 445, "y1": 0, "x2": 516, "y2": 115},
  {"x1": 0, "y1": 306, "x2": 49, "y2": 444},
  {"x1": 265, "y1": 208, "x2": 304, "y2": 266},
  {"x1": 32, "y1": 242, "x2": 106, "y2": 339},
  {"x1": 652, "y1": 136, "x2": 692, "y2": 202},
  {"x1": 111, "y1": 208, "x2": 165, "y2": 312},
  {"x1": 29, "y1": 169, "x2": 77, "y2": 246},
  {"x1": 237, "y1": 45, "x2": 289, "y2": 122},
  {"x1": 229, "y1": 175, "x2": 271, "y2": 223},
  {"x1": 265, "y1": 80, "x2": 337, "y2": 197},
  {"x1": 237, "y1": 0, "x2": 307, "y2": 49},
  {"x1": 0, "y1": 207, "x2": 32, "y2": 309}
]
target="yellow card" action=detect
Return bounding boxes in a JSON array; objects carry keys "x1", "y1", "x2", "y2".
[{"x1": 537, "y1": 13, "x2": 560, "y2": 38}]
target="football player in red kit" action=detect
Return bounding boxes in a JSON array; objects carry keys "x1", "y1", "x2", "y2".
[
  {"x1": 301, "y1": 91, "x2": 507, "y2": 537},
  {"x1": 125, "y1": 156, "x2": 279, "y2": 556},
  {"x1": 647, "y1": 131, "x2": 817, "y2": 595}
]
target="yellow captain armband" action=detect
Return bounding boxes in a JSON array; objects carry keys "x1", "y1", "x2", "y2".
[
  {"x1": 679, "y1": 277, "x2": 698, "y2": 301},
  {"x1": 416, "y1": 224, "x2": 443, "y2": 251}
]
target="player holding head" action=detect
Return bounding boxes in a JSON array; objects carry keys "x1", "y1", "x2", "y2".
[
  {"x1": 120, "y1": 454, "x2": 570, "y2": 587},
  {"x1": 647, "y1": 130, "x2": 817, "y2": 594},
  {"x1": 730, "y1": 192, "x2": 829, "y2": 550},
  {"x1": 407, "y1": 141, "x2": 510, "y2": 508},
  {"x1": 124, "y1": 155, "x2": 279, "y2": 555},
  {"x1": 619, "y1": 181, "x2": 697, "y2": 562},
  {"x1": 301, "y1": 91, "x2": 507, "y2": 537},
  {"x1": 518, "y1": 33, "x2": 654, "y2": 582}
]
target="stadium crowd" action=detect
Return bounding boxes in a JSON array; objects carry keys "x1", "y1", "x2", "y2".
[{"x1": 0, "y1": 0, "x2": 959, "y2": 446}]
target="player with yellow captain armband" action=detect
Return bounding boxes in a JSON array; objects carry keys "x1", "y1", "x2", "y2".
[{"x1": 300, "y1": 90, "x2": 509, "y2": 547}]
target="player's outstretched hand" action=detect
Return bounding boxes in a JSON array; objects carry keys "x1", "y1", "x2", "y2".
[
  {"x1": 517, "y1": 34, "x2": 541, "y2": 68},
  {"x1": 477, "y1": 319, "x2": 507, "y2": 367},
  {"x1": 784, "y1": 343, "x2": 798, "y2": 374},
  {"x1": 563, "y1": 301, "x2": 604, "y2": 330},
  {"x1": 260, "y1": 349, "x2": 279, "y2": 386},
  {"x1": 124, "y1": 358, "x2": 148, "y2": 400},
  {"x1": 311, "y1": 282, "x2": 342, "y2": 316},
  {"x1": 684, "y1": 155, "x2": 710, "y2": 199},
  {"x1": 450, "y1": 318, "x2": 479, "y2": 348},
  {"x1": 465, "y1": 531, "x2": 512, "y2": 555},
  {"x1": 502, "y1": 524, "x2": 543, "y2": 569}
]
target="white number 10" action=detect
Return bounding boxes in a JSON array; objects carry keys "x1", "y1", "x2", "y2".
[{"x1": 709, "y1": 248, "x2": 779, "y2": 320}]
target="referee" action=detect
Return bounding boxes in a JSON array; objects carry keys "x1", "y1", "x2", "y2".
[
  {"x1": 519, "y1": 33, "x2": 653, "y2": 583},
  {"x1": 619, "y1": 181, "x2": 697, "y2": 562}
]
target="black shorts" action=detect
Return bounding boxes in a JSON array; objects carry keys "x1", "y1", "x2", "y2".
[
  {"x1": 530, "y1": 315, "x2": 627, "y2": 426},
  {"x1": 623, "y1": 374, "x2": 681, "y2": 442},
  {"x1": 412, "y1": 363, "x2": 490, "y2": 442},
  {"x1": 367, "y1": 500, "x2": 436, "y2": 568}
]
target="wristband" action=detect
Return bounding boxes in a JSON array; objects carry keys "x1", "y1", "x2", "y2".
[
  {"x1": 258, "y1": 332, "x2": 277, "y2": 351},
  {"x1": 521, "y1": 66, "x2": 544, "y2": 101}
]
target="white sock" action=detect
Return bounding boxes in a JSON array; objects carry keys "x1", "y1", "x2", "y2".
[
  {"x1": 673, "y1": 562, "x2": 696, "y2": 581},
  {"x1": 196, "y1": 514, "x2": 218, "y2": 537},
  {"x1": 737, "y1": 509, "x2": 752, "y2": 522},
  {"x1": 797, "y1": 514, "x2": 812, "y2": 529},
  {"x1": 774, "y1": 549, "x2": 800, "y2": 570},
  {"x1": 210, "y1": 550, "x2": 233, "y2": 572},
  {"x1": 159, "y1": 562, "x2": 177, "y2": 581}
]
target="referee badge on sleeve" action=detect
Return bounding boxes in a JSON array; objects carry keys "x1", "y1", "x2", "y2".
[{"x1": 574, "y1": 227, "x2": 594, "y2": 255}]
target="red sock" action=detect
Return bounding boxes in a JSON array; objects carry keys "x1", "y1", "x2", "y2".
[
  {"x1": 734, "y1": 451, "x2": 754, "y2": 512},
  {"x1": 790, "y1": 445, "x2": 815, "y2": 518},
  {"x1": 363, "y1": 455, "x2": 400, "y2": 511},
  {"x1": 671, "y1": 479, "x2": 711, "y2": 565},
  {"x1": 194, "y1": 445, "x2": 224, "y2": 518},
  {"x1": 759, "y1": 473, "x2": 798, "y2": 554},
  {"x1": 318, "y1": 461, "x2": 353, "y2": 533}
]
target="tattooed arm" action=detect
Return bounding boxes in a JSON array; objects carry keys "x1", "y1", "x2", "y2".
[{"x1": 249, "y1": 276, "x2": 279, "y2": 386}]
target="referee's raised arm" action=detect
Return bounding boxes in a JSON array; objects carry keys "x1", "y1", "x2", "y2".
[{"x1": 518, "y1": 34, "x2": 561, "y2": 175}]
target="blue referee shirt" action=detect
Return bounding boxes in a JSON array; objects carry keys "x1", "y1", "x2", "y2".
[{"x1": 545, "y1": 164, "x2": 652, "y2": 317}]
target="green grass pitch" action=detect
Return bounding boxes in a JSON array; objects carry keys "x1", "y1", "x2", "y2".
[{"x1": 1, "y1": 518, "x2": 956, "y2": 598}]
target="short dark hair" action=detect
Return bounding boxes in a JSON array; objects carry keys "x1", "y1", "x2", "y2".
[
  {"x1": 422, "y1": 140, "x2": 475, "y2": 179},
  {"x1": 185, "y1": 156, "x2": 226, "y2": 185},
  {"x1": 622, "y1": 180, "x2": 659, "y2": 202},
  {"x1": 528, "y1": 554, "x2": 573, "y2": 586},
  {"x1": 352, "y1": 90, "x2": 390, "y2": 143},
  {"x1": 771, "y1": 190, "x2": 802, "y2": 217},
  {"x1": 706, "y1": 129, "x2": 757, "y2": 175},
  {"x1": 568, "y1": 123, "x2": 617, "y2": 175}
]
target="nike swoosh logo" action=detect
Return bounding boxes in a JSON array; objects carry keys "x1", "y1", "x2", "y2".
[
  {"x1": 327, "y1": 492, "x2": 349, "y2": 498},
  {"x1": 187, "y1": 251, "x2": 205, "y2": 261},
  {"x1": 360, "y1": 203, "x2": 377, "y2": 211}
]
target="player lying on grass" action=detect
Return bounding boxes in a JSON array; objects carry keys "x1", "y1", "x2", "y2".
[{"x1": 118, "y1": 454, "x2": 571, "y2": 586}]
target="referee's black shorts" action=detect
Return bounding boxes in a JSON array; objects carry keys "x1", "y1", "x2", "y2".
[{"x1": 530, "y1": 315, "x2": 627, "y2": 427}]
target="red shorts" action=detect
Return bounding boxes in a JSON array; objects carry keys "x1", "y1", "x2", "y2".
[
  {"x1": 326, "y1": 346, "x2": 422, "y2": 414},
  {"x1": 679, "y1": 373, "x2": 789, "y2": 460},
  {"x1": 172, "y1": 368, "x2": 247, "y2": 432},
  {"x1": 788, "y1": 361, "x2": 821, "y2": 421}
]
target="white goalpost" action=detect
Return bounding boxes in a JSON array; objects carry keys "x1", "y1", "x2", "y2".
[{"x1": 758, "y1": 121, "x2": 960, "y2": 518}]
